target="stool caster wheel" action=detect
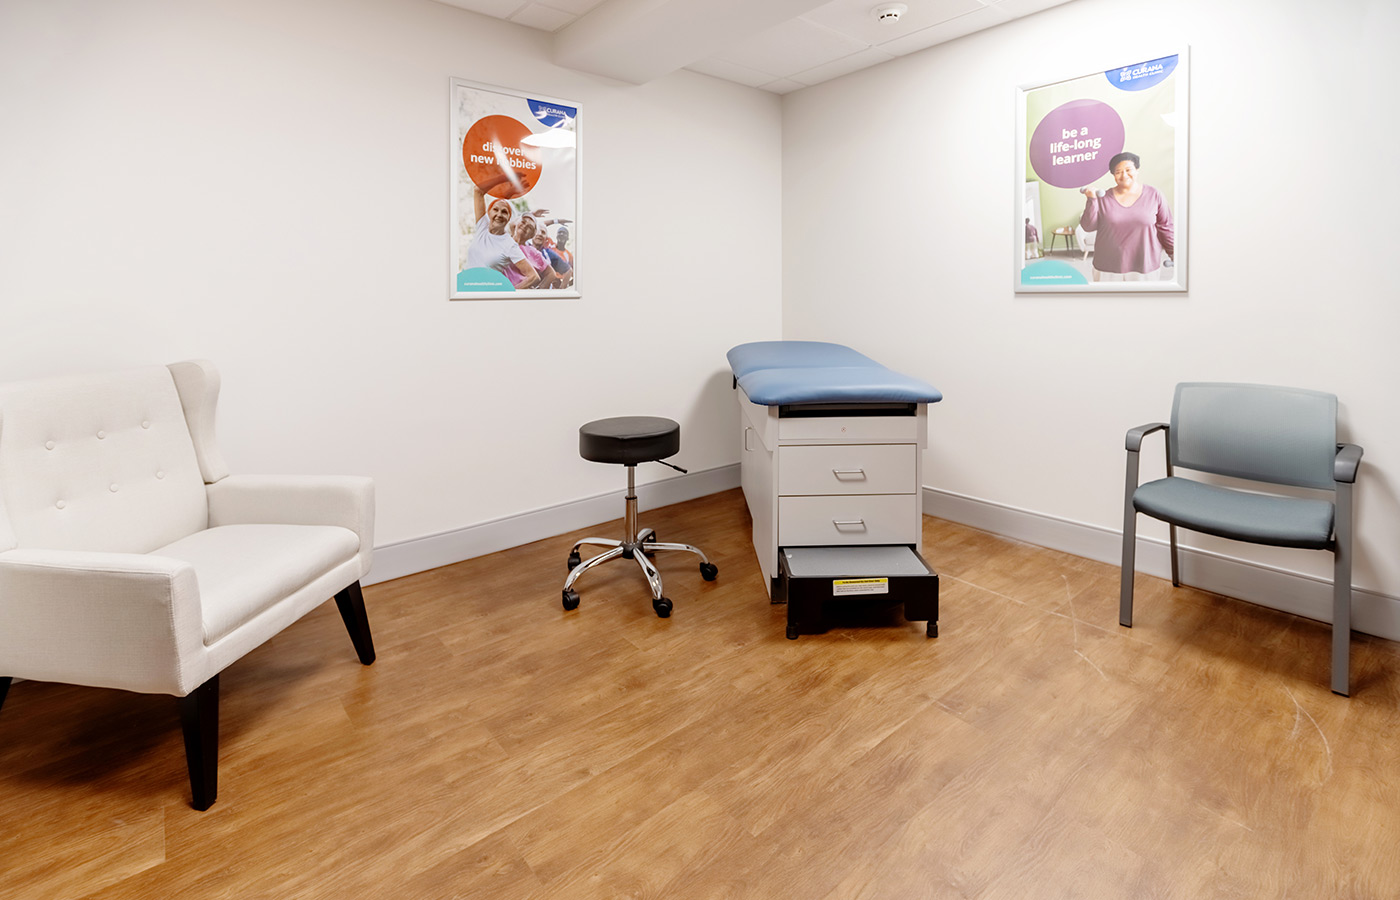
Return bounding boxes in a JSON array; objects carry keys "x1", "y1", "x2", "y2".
[
  {"x1": 699, "y1": 562, "x2": 718, "y2": 581},
  {"x1": 927, "y1": 621, "x2": 938, "y2": 638},
  {"x1": 653, "y1": 597, "x2": 672, "y2": 618},
  {"x1": 567, "y1": 551, "x2": 581, "y2": 571},
  {"x1": 562, "y1": 589, "x2": 580, "y2": 611},
  {"x1": 786, "y1": 625, "x2": 799, "y2": 640}
]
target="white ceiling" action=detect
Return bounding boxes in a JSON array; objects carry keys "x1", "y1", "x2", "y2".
[{"x1": 432, "y1": 0, "x2": 1079, "y2": 93}]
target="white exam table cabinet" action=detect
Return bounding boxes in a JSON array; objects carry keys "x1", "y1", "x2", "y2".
[{"x1": 727, "y1": 342, "x2": 943, "y2": 638}]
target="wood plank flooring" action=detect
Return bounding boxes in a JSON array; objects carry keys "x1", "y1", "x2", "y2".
[{"x1": 4, "y1": 487, "x2": 1400, "y2": 898}]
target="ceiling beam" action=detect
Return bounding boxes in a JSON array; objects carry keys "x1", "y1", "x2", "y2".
[{"x1": 553, "y1": 0, "x2": 832, "y2": 85}]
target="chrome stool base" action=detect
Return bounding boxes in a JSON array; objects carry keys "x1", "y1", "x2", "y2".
[{"x1": 562, "y1": 466, "x2": 716, "y2": 618}]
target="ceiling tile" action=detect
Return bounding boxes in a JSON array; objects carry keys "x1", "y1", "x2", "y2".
[
  {"x1": 430, "y1": 0, "x2": 1084, "y2": 93},
  {"x1": 713, "y1": 17, "x2": 868, "y2": 79},
  {"x1": 874, "y1": 3, "x2": 1012, "y2": 55},
  {"x1": 510, "y1": 3, "x2": 576, "y2": 30},
  {"x1": 790, "y1": 46, "x2": 896, "y2": 85},
  {"x1": 433, "y1": 0, "x2": 530, "y2": 19},
  {"x1": 988, "y1": 0, "x2": 1077, "y2": 16},
  {"x1": 684, "y1": 57, "x2": 783, "y2": 89},
  {"x1": 760, "y1": 78, "x2": 811, "y2": 95},
  {"x1": 536, "y1": 0, "x2": 607, "y2": 13},
  {"x1": 801, "y1": 0, "x2": 986, "y2": 46}
]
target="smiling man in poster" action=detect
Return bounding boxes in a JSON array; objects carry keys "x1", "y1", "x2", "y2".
[{"x1": 1017, "y1": 53, "x2": 1187, "y2": 293}]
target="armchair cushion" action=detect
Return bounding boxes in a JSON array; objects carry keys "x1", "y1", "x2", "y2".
[
  {"x1": 1133, "y1": 476, "x2": 1334, "y2": 550},
  {"x1": 155, "y1": 524, "x2": 360, "y2": 644},
  {"x1": 206, "y1": 475, "x2": 374, "y2": 576}
]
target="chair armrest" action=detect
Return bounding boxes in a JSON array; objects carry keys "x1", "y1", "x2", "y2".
[
  {"x1": 0, "y1": 549, "x2": 206, "y2": 695},
  {"x1": 1335, "y1": 443, "x2": 1363, "y2": 484},
  {"x1": 206, "y1": 475, "x2": 374, "y2": 575},
  {"x1": 1125, "y1": 422, "x2": 1169, "y2": 452}
]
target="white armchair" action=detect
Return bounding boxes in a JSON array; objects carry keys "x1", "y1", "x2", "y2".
[
  {"x1": 0, "y1": 361, "x2": 375, "y2": 809},
  {"x1": 1075, "y1": 222, "x2": 1096, "y2": 260}
]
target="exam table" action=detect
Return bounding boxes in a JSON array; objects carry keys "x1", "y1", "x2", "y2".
[{"x1": 727, "y1": 341, "x2": 943, "y2": 638}]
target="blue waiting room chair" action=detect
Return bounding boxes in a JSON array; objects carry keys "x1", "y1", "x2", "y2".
[{"x1": 1120, "y1": 382, "x2": 1363, "y2": 695}]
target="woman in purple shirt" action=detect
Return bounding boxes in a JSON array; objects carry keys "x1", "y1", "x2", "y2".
[{"x1": 1079, "y1": 152, "x2": 1174, "y2": 282}]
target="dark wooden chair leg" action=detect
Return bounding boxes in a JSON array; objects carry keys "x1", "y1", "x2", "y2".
[
  {"x1": 334, "y1": 581, "x2": 376, "y2": 665},
  {"x1": 0, "y1": 676, "x2": 12, "y2": 714},
  {"x1": 178, "y1": 674, "x2": 220, "y2": 811}
]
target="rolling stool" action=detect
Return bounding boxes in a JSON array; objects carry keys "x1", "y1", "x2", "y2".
[{"x1": 563, "y1": 416, "x2": 718, "y2": 617}]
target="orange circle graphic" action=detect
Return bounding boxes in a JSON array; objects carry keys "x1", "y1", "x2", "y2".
[{"x1": 462, "y1": 115, "x2": 541, "y2": 200}]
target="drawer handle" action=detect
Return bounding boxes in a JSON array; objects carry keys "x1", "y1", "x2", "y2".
[
  {"x1": 832, "y1": 519, "x2": 867, "y2": 529},
  {"x1": 831, "y1": 468, "x2": 867, "y2": 480}
]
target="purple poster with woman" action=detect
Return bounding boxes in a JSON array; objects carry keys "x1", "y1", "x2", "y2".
[{"x1": 1016, "y1": 51, "x2": 1189, "y2": 293}]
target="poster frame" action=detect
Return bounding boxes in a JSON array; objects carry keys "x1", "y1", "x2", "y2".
[
  {"x1": 449, "y1": 77, "x2": 582, "y2": 301},
  {"x1": 1014, "y1": 48, "x2": 1188, "y2": 294}
]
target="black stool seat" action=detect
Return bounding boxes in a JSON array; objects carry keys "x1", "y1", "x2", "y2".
[{"x1": 579, "y1": 416, "x2": 680, "y2": 465}]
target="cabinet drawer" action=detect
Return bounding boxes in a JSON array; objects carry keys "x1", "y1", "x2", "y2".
[
  {"x1": 778, "y1": 414, "x2": 920, "y2": 443},
  {"x1": 778, "y1": 443, "x2": 915, "y2": 496},
  {"x1": 778, "y1": 494, "x2": 918, "y2": 546}
]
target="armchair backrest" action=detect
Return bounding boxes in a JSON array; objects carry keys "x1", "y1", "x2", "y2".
[
  {"x1": 1170, "y1": 382, "x2": 1338, "y2": 491},
  {"x1": 0, "y1": 365, "x2": 212, "y2": 553}
]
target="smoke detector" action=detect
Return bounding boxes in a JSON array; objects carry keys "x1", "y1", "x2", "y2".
[{"x1": 872, "y1": 3, "x2": 907, "y2": 22}]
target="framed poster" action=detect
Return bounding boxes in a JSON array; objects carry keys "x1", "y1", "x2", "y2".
[
  {"x1": 1015, "y1": 50, "x2": 1188, "y2": 293},
  {"x1": 450, "y1": 78, "x2": 581, "y2": 300}
]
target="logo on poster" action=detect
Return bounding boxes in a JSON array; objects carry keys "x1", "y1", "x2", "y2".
[
  {"x1": 1118, "y1": 62, "x2": 1163, "y2": 83},
  {"x1": 1106, "y1": 54, "x2": 1179, "y2": 92}
]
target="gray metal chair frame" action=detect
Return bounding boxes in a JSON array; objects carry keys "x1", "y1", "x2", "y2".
[{"x1": 1120, "y1": 382, "x2": 1363, "y2": 695}]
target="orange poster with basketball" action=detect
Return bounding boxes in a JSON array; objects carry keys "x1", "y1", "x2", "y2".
[{"x1": 450, "y1": 79, "x2": 580, "y2": 300}]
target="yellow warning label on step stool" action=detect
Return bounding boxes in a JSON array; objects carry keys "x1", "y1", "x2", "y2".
[{"x1": 832, "y1": 578, "x2": 889, "y2": 597}]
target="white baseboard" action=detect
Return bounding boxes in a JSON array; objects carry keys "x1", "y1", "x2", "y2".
[
  {"x1": 923, "y1": 486, "x2": 1400, "y2": 642},
  {"x1": 365, "y1": 464, "x2": 741, "y2": 587}
]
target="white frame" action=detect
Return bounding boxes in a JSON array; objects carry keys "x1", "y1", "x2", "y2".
[
  {"x1": 449, "y1": 78, "x2": 582, "y2": 301},
  {"x1": 1014, "y1": 48, "x2": 1188, "y2": 293}
]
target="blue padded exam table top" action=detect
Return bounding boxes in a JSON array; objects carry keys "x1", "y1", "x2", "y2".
[{"x1": 726, "y1": 341, "x2": 943, "y2": 407}]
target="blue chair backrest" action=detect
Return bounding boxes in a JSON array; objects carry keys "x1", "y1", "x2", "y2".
[{"x1": 1170, "y1": 382, "x2": 1337, "y2": 491}]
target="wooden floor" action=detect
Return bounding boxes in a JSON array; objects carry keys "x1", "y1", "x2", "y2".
[{"x1": 4, "y1": 488, "x2": 1400, "y2": 899}]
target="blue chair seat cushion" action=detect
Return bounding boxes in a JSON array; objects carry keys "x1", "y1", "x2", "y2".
[{"x1": 1133, "y1": 477, "x2": 1334, "y2": 550}]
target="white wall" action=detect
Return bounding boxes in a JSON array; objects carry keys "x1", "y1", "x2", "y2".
[
  {"x1": 782, "y1": 0, "x2": 1400, "y2": 623},
  {"x1": 6, "y1": 0, "x2": 1397, "y2": 629},
  {"x1": 0, "y1": 0, "x2": 782, "y2": 568}
]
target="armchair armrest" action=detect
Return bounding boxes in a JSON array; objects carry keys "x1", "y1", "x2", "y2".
[
  {"x1": 1125, "y1": 422, "x2": 1169, "y2": 453},
  {"x1": 206, "y1": 475, "x2": 374, "y2": 576},
  {"x1": 1335, "y1": 443, "x2": 1363, "y2": 484},
  {"x1": 0, "y1": 549, "x2": 206, "y2": 695}
]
